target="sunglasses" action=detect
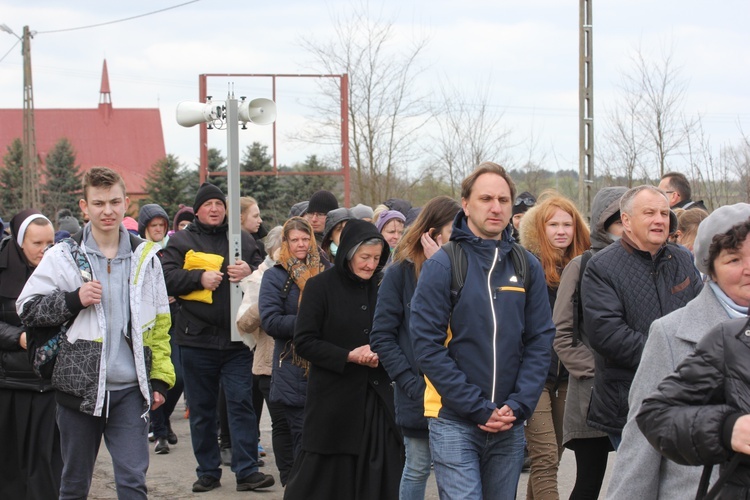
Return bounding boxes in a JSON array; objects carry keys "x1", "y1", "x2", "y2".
[{"x1": 514, "y1": 197, "x2": 535, "y2": 207}]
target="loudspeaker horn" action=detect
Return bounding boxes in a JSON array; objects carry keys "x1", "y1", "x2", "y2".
[
  {"x1": 238, "y1": 98, "x2": 276, "y2": 125},
  {"x1": 176, "y1": 101, "x2": 223, "y2": 128}
]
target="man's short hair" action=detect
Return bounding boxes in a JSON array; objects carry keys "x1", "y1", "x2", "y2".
[
  {"x1": 620, "y1": 185, "x2": 669, "y2": 215},
  {"x1": 661, "y1": 172, "x2": 691, "y2": 201},
  {"x1": 461, "y1": 162, "x2": 516, "y2": 201},
  {"x1": 82, "y1": 167, "x2": 126, "y2": 200}
]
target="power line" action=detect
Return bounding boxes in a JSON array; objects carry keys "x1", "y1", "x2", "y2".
[
  {"x1": 0, "y1": 39, "x2": 20, "y2": 64},
  {"x1": 36, "y1": 0, "x2": 202, "y2": 35}
]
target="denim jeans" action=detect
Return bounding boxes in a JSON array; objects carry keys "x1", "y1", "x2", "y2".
[
  {"x1": 56, "y1": 387, "x2": 149, "y2": 500},
  {"x1": 429, "y1": 417, "x2": 524, "y2": 500},
  {"x1": 180, "y1": 346, "x2": 259, "y2": 480},
  {"x1": 400, "y1": 435, "x2": 432, "y2": 500}
]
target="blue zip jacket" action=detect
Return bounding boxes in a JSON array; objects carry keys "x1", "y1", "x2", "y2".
[
  {"x1": 410, "y1": 212, "x2": 555, "y2": 426},
  {"x1": 370, "y1": 260, "x2": 428, "y2": 436}
]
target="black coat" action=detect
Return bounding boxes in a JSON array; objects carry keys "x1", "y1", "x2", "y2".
[
  {"x1": 581, "y1": 234, "x2": 702, "y2": 433},
  {"x1": 0, "y1": 236, "x2": 52, "y2": 391},
  {"x1": 293, "y1": 219, "x2": 393, "y2": 455},
  {"x1": 638, "y1": 317, "x2": 750, "y2": 494},
  {"x1": 162, "y1": 217, "x2": 263, "y2": 350}
]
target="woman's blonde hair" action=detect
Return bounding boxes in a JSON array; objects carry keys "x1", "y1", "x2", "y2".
[{"x1": 240, "y1": 196, "x2": 258, "y2": 225}]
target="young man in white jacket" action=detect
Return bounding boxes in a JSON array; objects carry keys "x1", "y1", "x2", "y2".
[{"x1": 17, "y1": 167, "x2": 174, "y2": 500}]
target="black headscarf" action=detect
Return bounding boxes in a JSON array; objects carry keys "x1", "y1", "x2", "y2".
[
  {"x1": 334, "y1": 219, "x2": 389, "y2": 282},
  {"x1": 0, "y1": 209, "x2": 49, "y2": 300}
]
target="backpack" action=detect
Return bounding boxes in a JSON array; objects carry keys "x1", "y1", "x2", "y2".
[
  {"x1": 444, "y1": 240, "x2": 530, "y2": 307},
  {"x1": 28, "y1": 238, "x2": 93, "y2": 378},
  {"x1": 571, "y1": 249, "x2": 594, "y2": 347},
  {"x1": 28, "y1": 232, "x2": 144, "y2": 379}
]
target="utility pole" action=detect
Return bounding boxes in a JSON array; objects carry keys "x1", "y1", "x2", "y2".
[
  {"x1": 21, "y1": 25, "x2": 41, "y2": 209},
  {"x1": 579, "y1": 0, "x2": 594, "y2": 215}
]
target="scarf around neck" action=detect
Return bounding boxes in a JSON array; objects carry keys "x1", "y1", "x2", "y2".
[
  {"x1": 277, "y1": 238, "x2": 325, "y2": 304},
  {"x1": 709, "y1": 280, "x2": 749, "y2": 319}
]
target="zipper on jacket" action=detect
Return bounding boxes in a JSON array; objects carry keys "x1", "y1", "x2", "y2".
[
  {"x1": 107, "y1": 258, "x2": 112, "y2": 274},
  {"x1": 488, "y1": 247, "x2": 499, "y2": 404}
]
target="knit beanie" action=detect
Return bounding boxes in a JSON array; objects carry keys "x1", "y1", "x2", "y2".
[
  {"x1": 193, "y1": 182, "x2": 226, "y2": 213},
  {"x1": 513, "y1": 192, "x2": 536, "y2": 216},
  {"x1": 58, "y1": 215, "x2": 81, "y2": 234},
  {"x1": 138, "y1": 203, "x2": 170, "y2": 238},
  {"x1": 693, "y1": 203, "x2": 750, "y2": 275},
  {"x1": 350, "y1": 203, "x2": 374, "y2": 220},
  {"x1": 376, "y1": 210, "x2": 406, "y2": 233},
  {"x1": 172, "y1": 205, "x2": 195, "y2": 231},
  {"x1": 307, "y1": 190, "x2": 338, "y2": 215}
]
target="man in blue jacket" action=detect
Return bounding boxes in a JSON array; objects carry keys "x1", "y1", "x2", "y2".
[{"x1": 410, "y1": 162, "x2": 555, "y2": 499}]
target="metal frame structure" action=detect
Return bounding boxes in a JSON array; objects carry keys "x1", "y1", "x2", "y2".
[
  {"x1": 197, "y1": 73, "x2": 351, "y2": 206},
  {"x1": 579, "y1": 0, "x2": 594, "y2": 214}
]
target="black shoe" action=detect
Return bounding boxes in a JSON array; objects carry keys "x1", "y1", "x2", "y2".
[
  {"x1": 236, "y1": 472, "x2": 275, "y2": 491},
  {"x1": 155, "y1": 437, "x2": 170, "y2": 455},
  {"x1": 167, "y1": 423, "x2": 178, "y2": 445},
  {"x1": 148, "y1": 431, "x2": 155, "y2": 443},
  {"x1": 257, "y1": 459, "x2": 265, "y2": 467},
  {"x1": 192, "y1": 475, "x2": 221, "y2": 492},
  {"x1": 220, "y1": 447, "x2": 232, "y2": 466}
]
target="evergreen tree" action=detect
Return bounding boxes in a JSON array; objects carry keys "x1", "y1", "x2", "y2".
[
  {"x1": 42, "y1": 138, "x2": 83, "y2": 220},
  {"x1": 281, "y1": 155, "x2": 338, "y2": 205},
  {"x1": 206, "y1": 147, "x2": 227, "y2": 193},
  {"x1": 0, "y1": 138, "x2": 24, "y2": 217},
  {"x1": 141, "y1": 154, "x2": 193, "y2": 218},
  {"x1": 240, "y1": 142, "x2": 284, "y2": 225}
]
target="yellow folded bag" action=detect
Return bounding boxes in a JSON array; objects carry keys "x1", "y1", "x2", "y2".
[{"x1": 179, "y1": 250, "x2": 225, "y2": 304}]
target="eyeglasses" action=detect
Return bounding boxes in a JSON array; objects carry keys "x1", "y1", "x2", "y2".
[
  {"x1": 665, "y1": 190, "x2": 675, "y2": 194},
  {"x1": 514, "y1": 197, "x2": 535, "y2": 207}
]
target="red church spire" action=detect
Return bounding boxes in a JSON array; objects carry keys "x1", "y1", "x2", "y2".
[{"x1": 99, "y1": 59, "x2": 112, "y2": 122}]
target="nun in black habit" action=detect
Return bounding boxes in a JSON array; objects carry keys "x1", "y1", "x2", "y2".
[{"x1": 0, "y1": 210, "x2": 62, "y2": 499}]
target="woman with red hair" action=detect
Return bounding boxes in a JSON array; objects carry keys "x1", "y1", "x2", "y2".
[{"x1": 519, "y1": 191, "x2": 590, "y2": 500}]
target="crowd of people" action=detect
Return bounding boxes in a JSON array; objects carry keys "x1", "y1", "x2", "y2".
[{"x1": 2, "y1": 164, "x2": 750, "y2": 500}]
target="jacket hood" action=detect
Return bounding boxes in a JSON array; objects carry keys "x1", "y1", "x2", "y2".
[
  {"x1": 322, "y1": 207, "x2": 353, "y2": 250},
  {"x1": 138, "y1": 203, "x2": 169, "y2": 238},
  {"x1": 172, "y1": 205, "x2": 194, "y2": 232},
  {"x1": 591, "y1": 187, "x2": 627, "y2": 250},
  {"x1": 518, "y1": 204, "x2": 545, "y2": 256},
  {"x1": 449, "y1": 210, "x2": 516, "y2": 247},
  {"x1": 334, "y1": 218, "x2": 388, "y2": 281}
]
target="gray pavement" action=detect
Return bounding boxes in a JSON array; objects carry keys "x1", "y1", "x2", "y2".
[{"x1": 89, "y1": 399, "x2": 614, "y2": 499}]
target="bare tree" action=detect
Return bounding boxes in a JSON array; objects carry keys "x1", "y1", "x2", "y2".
[
  {"x1": 727, "y1": 128, "x2": 750, "y2": 203},
  {"x1": 601, "y1": 42, "x2": 694, "y2": 182},
  {"x1": 683, "y1": 117, "x2": 733, "y2": 210},
  {"x1": 295, "y1": 2, "x2": 430, "y2": 206},
  {"x1": 627, "y1": 43, "x2": 694, "y2": 178},
  {"x1": 600, "y1": 92, "x2": 646, "y2": 187},
  {"x1": 430, "y1": 79, "x2": 512, "y2": 197}
]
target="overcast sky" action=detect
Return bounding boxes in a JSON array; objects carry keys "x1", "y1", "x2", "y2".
[{"x1": 1, "y1": 0, "x2": 748, "y2": 177}]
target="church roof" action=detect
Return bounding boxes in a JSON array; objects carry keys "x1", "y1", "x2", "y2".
[{"x1": 0, "y1": 59, "x2": 165, "y2": 196}]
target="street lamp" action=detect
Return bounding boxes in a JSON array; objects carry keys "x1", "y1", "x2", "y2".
[{"x1": 176, "y1": 91, "x2": 276, "y2": 341}]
